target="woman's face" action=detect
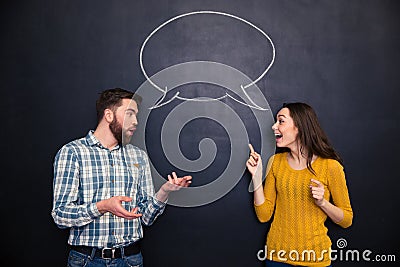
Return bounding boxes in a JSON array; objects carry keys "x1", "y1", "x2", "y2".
[{"x1": 272, "y1": 107, "x2": 299, "y2": 149}]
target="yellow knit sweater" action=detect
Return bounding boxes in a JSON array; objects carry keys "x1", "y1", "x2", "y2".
[{"x1": 254, "y1": 152, "x2": 353, "y2": 266}]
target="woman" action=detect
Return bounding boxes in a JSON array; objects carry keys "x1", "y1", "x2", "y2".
[{"x1": 247, "y1": 102, "x2": 353, "y2": 267}]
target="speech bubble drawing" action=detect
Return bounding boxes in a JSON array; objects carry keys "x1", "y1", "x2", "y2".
[
  {"x1": 125, "y1": 11, "x2": 278, "y2": 207},
  {"x1": 139, "y1": 11, "x2": 275, "y2": 110}
]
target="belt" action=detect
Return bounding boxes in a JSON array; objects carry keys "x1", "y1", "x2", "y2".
[{"x1": 70, "y1": 241, "x2": 141, "y2": 259}]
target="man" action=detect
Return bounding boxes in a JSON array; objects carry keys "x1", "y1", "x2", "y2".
[{"x1": 51, "y1": 88, "x2": 191, "y2": 267}]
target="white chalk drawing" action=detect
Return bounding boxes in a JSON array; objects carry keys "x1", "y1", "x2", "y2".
[
  {"x1": 139, "y1": 10, "x2": 275, "y2": 110},
  {"x1": 128, "y1": 11, "x2": 277, "y2": 207}
]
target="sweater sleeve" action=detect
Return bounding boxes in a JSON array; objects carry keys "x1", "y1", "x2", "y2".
[
  {"x1": 254, "y1": 155, "x2": 277, "y2": 223},
  {"x1": 327, "y1": 160, "x2": 353, "y2": 228}
]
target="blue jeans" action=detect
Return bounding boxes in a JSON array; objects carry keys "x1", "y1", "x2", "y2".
[
  {"x1": 67, "y1": 249, "x2": 143, "y2": 267},
  {"x1": 265, "y1": 259, "x2": 331, "y2": 267}
]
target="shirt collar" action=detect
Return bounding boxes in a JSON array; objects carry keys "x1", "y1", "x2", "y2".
[
  {"x1": 86, "y1": 130, "x2": 100, "y2": 147},
  {"x1": 85, "y1": 130, "x2": 121, "y2": 150}
]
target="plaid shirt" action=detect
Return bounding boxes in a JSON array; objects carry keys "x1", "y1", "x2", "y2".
[{"x1": 51, "y1": 131, "x2": 166, "y2": 248}]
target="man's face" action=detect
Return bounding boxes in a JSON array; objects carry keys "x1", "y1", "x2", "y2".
[{"x1": 109, "y1": 98, "x2": 138, "y2": 145}]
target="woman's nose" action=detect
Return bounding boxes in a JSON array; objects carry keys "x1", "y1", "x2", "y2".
[{"x1": 271, "y1": 122, "x2": 278, "y2": 131}]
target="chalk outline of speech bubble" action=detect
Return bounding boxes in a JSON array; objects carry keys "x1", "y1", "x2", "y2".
[{"x1": 139, "y1": 10, "x2": 275, "y2": 110}]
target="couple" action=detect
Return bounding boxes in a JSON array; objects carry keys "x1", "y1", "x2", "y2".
[{"x1": 52, "y1": 88, "x2": 352, "y2": 267}]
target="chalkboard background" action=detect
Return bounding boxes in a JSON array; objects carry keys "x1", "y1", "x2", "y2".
[{"x1": 1, "y1": 0, "x2": 399, "y2": 266}]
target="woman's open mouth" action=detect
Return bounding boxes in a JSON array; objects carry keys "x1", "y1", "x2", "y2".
[{"x1": 275, "y1": 133, "x2": 282, "y2": 141}]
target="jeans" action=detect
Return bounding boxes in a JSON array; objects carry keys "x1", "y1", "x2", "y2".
[
  {"x1": 68, "y1": 249, "x2": 143, "y2": 267},
  {"x1": 265, "y1": 259, "x2": 332, "y2": 267}
]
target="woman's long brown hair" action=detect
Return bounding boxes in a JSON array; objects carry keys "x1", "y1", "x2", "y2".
[{"x1": 277, "y1": 102, "x2": 343, "y2": 175}]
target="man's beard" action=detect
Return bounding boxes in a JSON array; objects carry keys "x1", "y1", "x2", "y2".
[{"x1": 109, "y1": 116, "x2": 130, "y2": 146}]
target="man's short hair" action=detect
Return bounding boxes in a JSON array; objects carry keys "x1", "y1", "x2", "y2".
[{"x1": 96, "y1": 88, "x2": 142, "y2": 122}]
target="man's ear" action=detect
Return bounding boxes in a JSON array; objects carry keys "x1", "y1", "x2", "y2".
[{"x1": 104, "y1": 108, "x2": 114, "y2": 123}]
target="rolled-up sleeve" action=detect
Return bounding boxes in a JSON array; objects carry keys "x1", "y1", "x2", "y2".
[{"x1": 137, "y1": 150, "x2": 166, "y2": 226}]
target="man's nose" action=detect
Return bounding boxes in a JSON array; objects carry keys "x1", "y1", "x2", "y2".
[
  {"x1": 132, "y1": 116, "x2": 138, "y2": 125},
  {"x1": 127, "y1": 116, "x2": 137, "y2": 126}
]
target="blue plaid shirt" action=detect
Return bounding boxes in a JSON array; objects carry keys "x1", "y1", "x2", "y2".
[{"x1": 51, "y1": 131, "x2": 166, "y2": 248}]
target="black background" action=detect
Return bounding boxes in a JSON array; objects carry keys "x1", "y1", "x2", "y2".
[{"x1": 1, "y1": 0, "x2": 399, "y2": 266}]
